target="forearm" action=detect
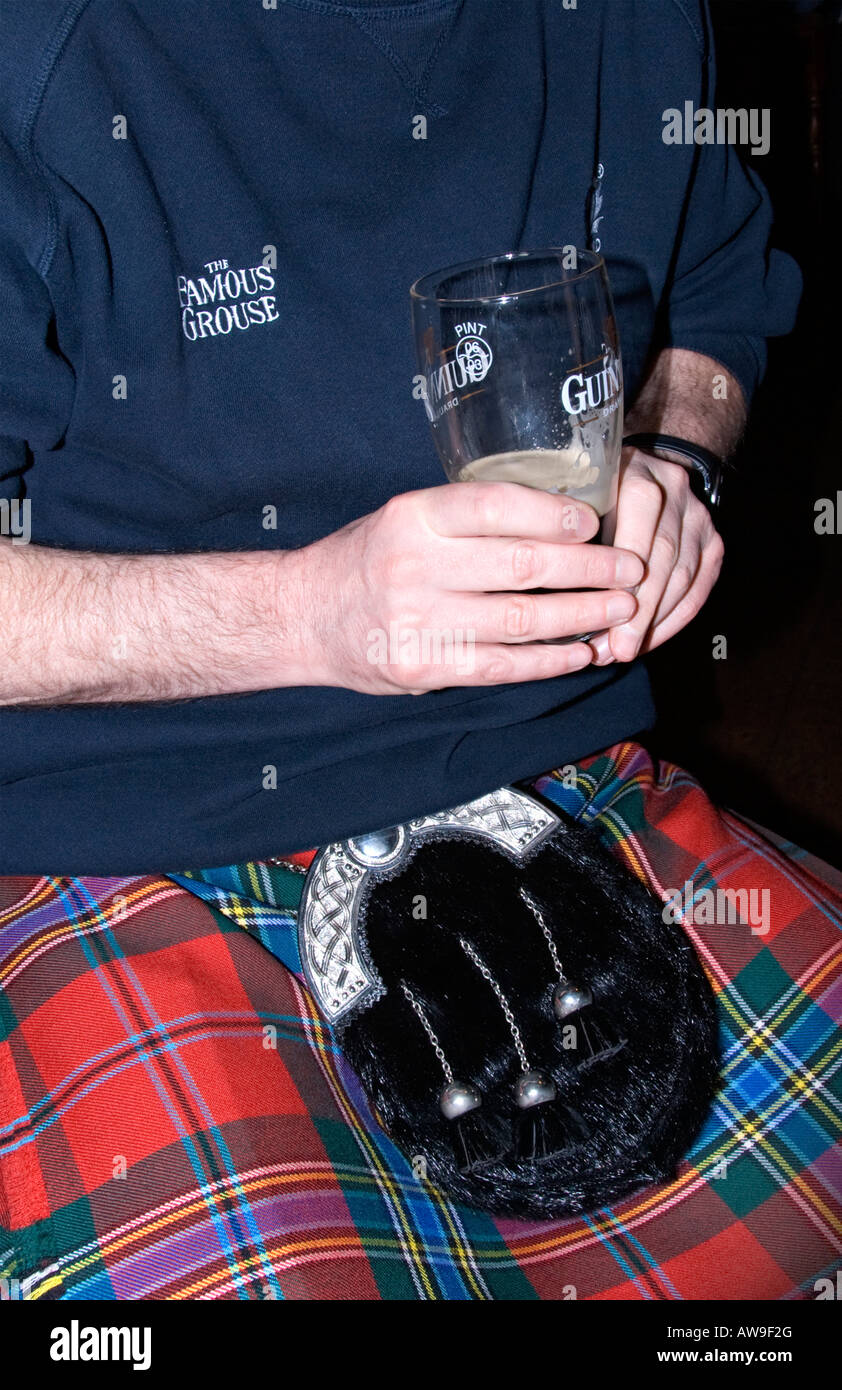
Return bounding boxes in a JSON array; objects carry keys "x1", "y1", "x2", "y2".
[
  {"x1": 624, "y1": 348, "x2": 747, "y2": 461},
  {"x1": 0, "y1": 539, "x2": 318, "y2": 705}
]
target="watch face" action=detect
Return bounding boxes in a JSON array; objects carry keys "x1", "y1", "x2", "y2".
[
  {"x1": 708, "y1": 468, "x2": 723, "y2": 510},
  {"x1": 686, "y1": 459, "x2": 724, "y2": 512},
  {"x1": 687, "y1": 465, "x2": 713, "y2": 508}
]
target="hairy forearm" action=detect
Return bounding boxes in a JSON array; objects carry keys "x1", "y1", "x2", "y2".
[
  {"x1": 0, "y1": 539, "x2": 317, "y2": 705},
  {"x1": 0, "y1": 350, "x2": 748, "y2": 709},
  {"x1": 624, "y1": 348, "x2": 747, "y2": 460}
]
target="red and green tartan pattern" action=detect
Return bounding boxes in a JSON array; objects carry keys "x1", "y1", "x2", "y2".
[{"x1": 1, "y1": 742, "x2": 840, "y2": 1299}]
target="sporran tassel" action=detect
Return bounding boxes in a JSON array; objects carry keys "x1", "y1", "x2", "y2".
[
  {"x1": 569, "y1": 1004, "x2": 625, "y2": 1065},
  {"x1": 513, "y1": 1102, "x2": 571, "y2": 1161},
  {"x1": 450, "y1": 1104, "x2": 504, "y2": 1173},
  {"x1": 512, "y1": 1068, "x2": 569, "y2": 1161},
  {"x1": 522, "y1": 889, "x2": 627, "y2": 1067}
]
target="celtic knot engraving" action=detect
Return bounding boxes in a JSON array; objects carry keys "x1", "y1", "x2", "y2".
[
  {"x1": 410, "y1": 790, "x2": 555, "y2": 851},
  {"x1": 299, "y1": 786, "x2": 560, "y2": 1024},
  {"x1": 299, "y1": 849, "x2": 372, "y2": 1020}
]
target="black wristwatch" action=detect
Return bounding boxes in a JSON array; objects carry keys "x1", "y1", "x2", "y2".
[{"x1": 622, "y1": 433, "x2": 727, "y2": 512}]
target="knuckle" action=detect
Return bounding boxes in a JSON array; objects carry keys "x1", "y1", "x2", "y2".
[
  {"x1": 581, "y1": 546, "x2": 612, "y2": 587},
  {"x1": 379, "y1": 548, "x2": 420, "y2": 591},
  {"x1": 472, "y1": 483, "x2": 510, "y2": 532},
  {"x1": 389, "y1": 658, "x2": 427, "y2": 690},
  {"x1": 652, "y1": 531, "x2": 680, "y2": 569},
  {"x1": 510, "y1": 541, "x2": 542, "y2": 586},
  {"x1": 673, "y1": 561, "x2": 695, "y2": 594},
  {"x1": 664, "y1": 459, "x2": 690, "y2": 494},
  {"x1": 478, "y1": 651, "x2": 515, "y2": 685},
  {"x1": 392, "y1": 601, "x2": 426, "y2": 632},
  {"x1": 624, "y1": 475, "x2": 663, "y2": 510},
  {"x1": 379, "y1": 493, "x2": 408, "y2": 531},
  {"x1": 503, "y1": 594, "x2": 538, "y2": 639},
  {"x1": 567, "y1": 594, "x2": 595, "y2": 633}
]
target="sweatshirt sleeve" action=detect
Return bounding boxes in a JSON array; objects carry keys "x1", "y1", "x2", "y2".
[
  {"x1": 661, "y1": 0, "x2": 802, "y2": 404},
  {"x1": 0, "y1": 129, "x2": 76, "y2": 502}
]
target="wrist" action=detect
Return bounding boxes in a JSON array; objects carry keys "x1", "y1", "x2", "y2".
[
  {"x1": 268, "y1": 542, "x2": 337, "y2": 689},
  {"x1": 624, "y1": 348, "x2": 745, "y2": 462}
]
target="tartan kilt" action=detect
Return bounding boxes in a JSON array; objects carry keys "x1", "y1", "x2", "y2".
[{"x1": 1, "y1": 741, "x2": 840, "y2": 1301}]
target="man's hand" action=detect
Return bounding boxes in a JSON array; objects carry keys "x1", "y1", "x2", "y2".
[
  {"x1": 590, "y1": 447, "x2": 725, "y2": 665},
  {"x1": 587, "y1": 346, "x2": 744, "y2": 665},
  {"x1": 303, "y1": 481, "x2": 644, "y2": 694},
  {"x1": 0, "y1": 354, "x2": 742, "y2": 707}
]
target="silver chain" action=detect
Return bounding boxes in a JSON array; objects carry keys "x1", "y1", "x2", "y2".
[
  {"x1": 519, "y1": 888, "x2": 564, "y2": 980},
  {"x1": 459, "y1": 938, "x2": 530, "y2": 1074},
  {"x1": 399, "y1": 982, "x2": 453, "y2": 1085}
]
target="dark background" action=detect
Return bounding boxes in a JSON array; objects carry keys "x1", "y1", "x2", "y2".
[{"x1": 648, "y1": 0, "x2": 842, "y2": 864}]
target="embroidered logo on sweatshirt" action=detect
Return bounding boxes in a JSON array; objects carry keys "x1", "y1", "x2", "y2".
[
  {"x1": 177, "y1": 257, "x2": 278, "y2": 341},
  {"x1": 588, "y1": 162, "x2": 605, "y2": 253}
]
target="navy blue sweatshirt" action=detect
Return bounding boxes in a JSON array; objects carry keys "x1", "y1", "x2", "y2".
[{"x1": 0, "y1": 0, "x2": 800, "y2": 874}]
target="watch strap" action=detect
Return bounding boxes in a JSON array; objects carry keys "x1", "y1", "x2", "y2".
[{"x1": 622, "y1": 432, "x2": 726, "y2": 510}]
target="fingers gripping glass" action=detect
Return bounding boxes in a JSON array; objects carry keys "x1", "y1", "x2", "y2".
[{"x1": 410, "y1": 249, "x2": 625, "y2": 643}]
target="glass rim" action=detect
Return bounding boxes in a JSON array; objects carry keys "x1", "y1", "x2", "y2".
[{"x1": 410, "y1": 247, "x2": 606, "y2": 306}]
